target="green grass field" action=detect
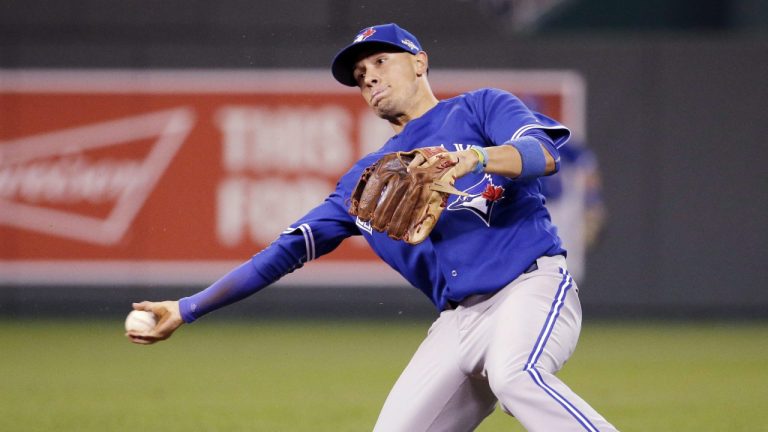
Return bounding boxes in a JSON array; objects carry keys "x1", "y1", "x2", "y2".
[{"x1": 1, "y1": 319, "x2": 767, "y2": 431}]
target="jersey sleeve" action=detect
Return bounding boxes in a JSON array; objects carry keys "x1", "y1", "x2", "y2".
[
  {"x1": 277, "y1": 188, "x2": 359, "y2": 264},
  {"x1": 475, "y1": 88, "x2": 571, "y2": 149},
  {"x1": 178, "y1": 185, "x2": 359, "y2": 322}
]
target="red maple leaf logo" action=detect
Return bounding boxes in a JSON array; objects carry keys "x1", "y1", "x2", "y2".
[{"x1": 481, "y1": 184, "x2": 504, "y2": 202}]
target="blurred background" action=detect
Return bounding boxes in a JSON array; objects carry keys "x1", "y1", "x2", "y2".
[
  {"x1": 1, "y1": 0, "x2": 766, "y2": 320},
  {"x1": 1, "y1": 2, "x2": 767, "y2": 431}
]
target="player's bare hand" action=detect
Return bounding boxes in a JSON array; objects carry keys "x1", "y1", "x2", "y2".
[
  {"x1": 407, "y1": 150, "x2": 478, "y2": 179},
  {"x1": 126, "y1": 300, "x2": 184, "y2": 345},
  {"x1": 448, "y1": 149, "x2": 480, "y2": 179}
]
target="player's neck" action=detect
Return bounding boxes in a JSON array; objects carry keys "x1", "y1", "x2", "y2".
[{"x1": 388, "y1": 92, "x2": 439, "y2": 134}]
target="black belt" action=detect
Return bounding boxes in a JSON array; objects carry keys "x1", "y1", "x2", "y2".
[{"x1": 444, "y1": 260, "x2": 539, "y2": 310}]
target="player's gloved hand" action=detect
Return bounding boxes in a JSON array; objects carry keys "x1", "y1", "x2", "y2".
[
  {"x1": 125, "y1": 300, "x2": 184, "y2": 345},
  {"x1": 407, "y1": 148, "x2": 480, "y2": 179},
  {"x1": 350, "y1": 147, "x2": 469, "y2": 244}
]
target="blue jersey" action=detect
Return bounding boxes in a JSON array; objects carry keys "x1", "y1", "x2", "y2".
[
  {"x1": 180, "y1": 88, "x2": 571, "y2": 320},
  {"x1": 262, "y1": 88, "x2": 570, "y2": 310}
]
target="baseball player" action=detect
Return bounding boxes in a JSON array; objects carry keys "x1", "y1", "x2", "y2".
[{"x1": 127, "y1": 23, "x2": 619, "y2": 431}]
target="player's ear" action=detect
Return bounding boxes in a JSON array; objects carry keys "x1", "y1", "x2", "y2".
[{"x1": 414, "y1": 51, "x2": 429, "y2": 77}]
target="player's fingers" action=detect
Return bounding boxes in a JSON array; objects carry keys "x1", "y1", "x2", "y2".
[
  {"x1": 128, "y1": 327, "x2": 168, "y2": 342},
  {"x1": 125, "y1": 332, "x2": 156, "y2": 345},
  {"x1": 132, "y1": 301, "x2": 154, "y2": 312},
  {"x1": 437, "y1": 152, "x2": 460, "y2": 166},
  {"x1": 450, "y1": 151, "x2": 474, "y2": 178}
]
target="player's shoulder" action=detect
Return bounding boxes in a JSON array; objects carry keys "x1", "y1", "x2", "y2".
[
  {"x1": 438, "y1": 88, "x2": 514, "y2": 116},
  {"x1": 454, "y1": 88, "x2": 522, "y2": 110},
  {"x1": 441, "y1": 88, "x2": 510, "y2": 103},
  {"x1": 465, "y1": 87, "x2": 516, "y2": 99}
]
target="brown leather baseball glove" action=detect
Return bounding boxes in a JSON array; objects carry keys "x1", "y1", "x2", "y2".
[{"x1": 349, "y1": 147, "x2": 468, "y2": 244}]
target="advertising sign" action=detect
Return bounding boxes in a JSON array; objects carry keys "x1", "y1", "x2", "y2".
[{"x1": 0, "y1": 70, "x2": 584, "y2": 285}]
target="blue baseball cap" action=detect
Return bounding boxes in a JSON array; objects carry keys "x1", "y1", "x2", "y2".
[{"x1": 331, "y1": 23, "x2": 423, "y2": 87}]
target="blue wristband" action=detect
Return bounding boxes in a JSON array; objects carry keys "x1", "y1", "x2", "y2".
[
  {"x1": 470, "y1": 145, "x2": 488, "y2": 174},
  {"x1": 511, "y1": 136, "x2": 547, "y2": 179}
]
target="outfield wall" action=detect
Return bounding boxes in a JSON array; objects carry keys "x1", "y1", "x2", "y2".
[{"x1": 1, "y1": 1, "x2": 766, "y2": 319}]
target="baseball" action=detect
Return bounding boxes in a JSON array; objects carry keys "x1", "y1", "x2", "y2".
[{"x1": 124, "y1": 310, "x2": 157, "y2": 333}]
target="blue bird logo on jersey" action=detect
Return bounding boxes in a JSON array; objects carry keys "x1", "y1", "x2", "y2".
[{"x1": 446, "y1": 175, "x2": 505, "y2": 226}]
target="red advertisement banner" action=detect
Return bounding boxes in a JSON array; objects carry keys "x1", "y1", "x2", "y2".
[{"x1": 0, "y1": 70, "x2": 584, "y2": 285}]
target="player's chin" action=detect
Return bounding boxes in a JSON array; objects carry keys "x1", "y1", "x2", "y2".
[
  {"x1": 370, "y1": 103, "x2": 385, "y2": 116},
  {"x1": 371, "y1": 98, "x2": 393, "y2": 113}
]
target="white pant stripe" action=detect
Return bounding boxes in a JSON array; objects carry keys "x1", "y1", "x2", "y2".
[
  {"x1": 523, "y1": 268, "x2": 600, "y2": 432},
  {"x1": 527, "y1": 368, "x2": 599, "y2": 432},
  {"x1": 524, "y1": 269, "x2": 572, "y2": 370}
]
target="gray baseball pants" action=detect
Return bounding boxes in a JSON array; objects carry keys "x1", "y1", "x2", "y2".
[{"x1": 373, "y1": 255, "x2": 618, "y2": 432}]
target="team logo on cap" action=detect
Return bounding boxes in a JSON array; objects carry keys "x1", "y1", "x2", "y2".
[
  {"x1": 401, "y1": 39, "x2": 418, "y2": 51},
  {"x1": 354, "y1": 27, "x2": 376, "y2": 43}
]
